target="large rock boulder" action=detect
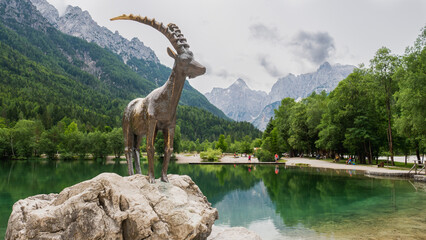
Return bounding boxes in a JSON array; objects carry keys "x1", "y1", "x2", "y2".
[{"x1": 6, "y1": 173, "x2": 218, "y2": 240}]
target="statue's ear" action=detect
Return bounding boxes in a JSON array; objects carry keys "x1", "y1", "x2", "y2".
[{"x1": 167, "y1": 47, "x2": 177, "y2": 59}]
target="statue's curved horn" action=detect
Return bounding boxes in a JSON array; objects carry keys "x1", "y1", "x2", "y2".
[{"x1": 111, "y1": 14, "x2": 189, "y2": 54}]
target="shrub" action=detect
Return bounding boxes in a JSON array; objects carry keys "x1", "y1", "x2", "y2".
[
  {"x1": 200, "y1": 148, "x2": 222, "y2": 162},
  {"x1": 255, "y1": 149, "x2": 274, "y2": 162}
]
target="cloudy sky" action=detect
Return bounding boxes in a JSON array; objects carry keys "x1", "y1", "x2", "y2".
[{"x1": 46, "y1": 0, "x2": 425, "y2": 93}]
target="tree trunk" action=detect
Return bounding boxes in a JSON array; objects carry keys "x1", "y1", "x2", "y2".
[
  {"x1": 363, "y1": 141, "x2": 369, "y2": 164},
  {"x1": 416, "y1": 143, "x2": 420, "y2": 161},
  {"x1": 387, "y1": 121, "x2": 394, "y2": 166},
  {"x1": 385, "y1": 78, "x2": 394, "y2": 166},
  {"x1": 368, "y1": 140, "x2": 373, "y2": 165},
  {"x1": 404, "y1": 154, "x2": 407, "y2": 166},
  {"x1": 9, "y1": 134, "x2": 15, "y2": 158}
]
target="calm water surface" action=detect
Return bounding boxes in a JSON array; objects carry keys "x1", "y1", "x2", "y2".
[{"x1": 0, "y1": 160, "x2": 425, "y2": 239}]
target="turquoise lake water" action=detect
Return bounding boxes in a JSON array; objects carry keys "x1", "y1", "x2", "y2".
[{"x1": 1, "y1": 160, "x2": 425, "y2": 239}]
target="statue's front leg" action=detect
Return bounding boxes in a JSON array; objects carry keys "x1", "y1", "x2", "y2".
[{"x1": 161, "y1": 128, "x2": 174, "y2": 183}]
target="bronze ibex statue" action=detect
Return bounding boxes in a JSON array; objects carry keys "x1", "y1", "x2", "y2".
[{"x1": 111, "y1": 14, "x2": 206, "y2": 183}]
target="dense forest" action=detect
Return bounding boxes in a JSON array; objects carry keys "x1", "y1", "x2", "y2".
[
  {"x1": 0, "y1": 114, "x2": 262, "y2": 160},
  {"x1": 260, "y1": 27, "x2": 425, "y2": 165},
  {"x1": 0, "y1": 0, "x2": 262, "y2": 160}
]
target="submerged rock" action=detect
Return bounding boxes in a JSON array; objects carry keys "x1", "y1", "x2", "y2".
[
  {"x1": 6, "y1": 173, "x2": 218, "y2": 240},
  {"x1": 208, "y1": 226, "x2": 262, "y2": 240}
]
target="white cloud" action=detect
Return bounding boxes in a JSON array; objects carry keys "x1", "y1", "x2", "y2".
[
  {"x1": 258, "y1": 54, "x2": 283, "y2": 78},
  {"x1": 290, "y1": 31, "x2": 335, "y2": 65},
  {"x1": 249, "y1": 23, "x2": 282, "y2": 44}
]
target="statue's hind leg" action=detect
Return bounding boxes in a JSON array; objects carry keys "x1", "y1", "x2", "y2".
[
  {"x1": 146, "y1": 121, "x2": 156, "y2": 183},
  {"x1": 126, "y1": 151, "x2": 134, "y2": 175},
  {"x1": 124, "y1": 132, "x2": 134, "y2": 175},
  {"x1": 134, "y1": 135, "x2": 142, "y2": 174}
]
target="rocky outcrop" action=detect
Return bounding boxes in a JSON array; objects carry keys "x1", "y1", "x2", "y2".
[{"x1": 6, "y1": 173, "x2": 218, "y2": 240}]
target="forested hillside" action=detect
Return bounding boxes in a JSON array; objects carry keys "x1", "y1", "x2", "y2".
[
  {"x1": 0, "y1": 23, "x2": 137, "y2": 128},
  {"x1": 0, "y1": 0, "x2": 261, "y2": 159},
  {"x1": 177, "y1": 106, "x2": 261, "y2": 142}
]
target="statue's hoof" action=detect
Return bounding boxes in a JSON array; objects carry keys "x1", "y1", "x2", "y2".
[{"x1": 161, "y1": 175, "x2": 169, "y2": 183}]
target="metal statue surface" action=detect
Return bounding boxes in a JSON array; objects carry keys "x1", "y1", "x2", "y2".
[{"x1": 111, "y1": 14, "x2": 206, "y2": 183}]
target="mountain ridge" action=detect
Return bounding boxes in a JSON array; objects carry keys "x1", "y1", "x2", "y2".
[{"x1": 205, "y1": 62, "x2": 355, "y2": 130}]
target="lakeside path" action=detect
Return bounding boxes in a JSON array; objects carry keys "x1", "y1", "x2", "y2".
[
  {"x1": 175, "y1": 154, "x2": 420, "y2": 178},
  {"x1": 284, "y1": 157, "x2": 411, "y2": 176}
]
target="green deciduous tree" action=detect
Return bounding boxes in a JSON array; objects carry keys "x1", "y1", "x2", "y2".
[
  {"x1": 13, "y1": 119, "x2": 43, "y2": 158},
  {"x1": 240, "y1": 135, "x2": 253, "y2": 154},
  {"x1": 0, "y1": 127, "x2": 12, "y2": 158},
  {"x1": 305, "y1": 91, "x2": 327, "y2": 155},
  {"x1": 38, "y1": 126, "x2": 61, "y2": 159},
  {"x1": 107, "y1": 127, "x2": 124, "y2": 158},
  {"x1": 370, "y1": 47, "x2": 399, "y2": 165},
  {"x1": 288, "y1": 102, "x2": 308, "y2": 154},
  {"x1": 395, "y1": 27, "x2": 426, "y2": 160},
  {"x1": 216, "y1": 134, "x2": 228, "y2": 152},
  {"x1": 87, "y1": 131, "x2": 108, "y2": 160},
  {"x1": 274, "y1": 98, "x2": 296, "y2": 156}
]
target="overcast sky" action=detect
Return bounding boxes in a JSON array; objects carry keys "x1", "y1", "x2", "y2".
[{"x1": 46, "y1": 0, "x2": 425, "y2": 93}]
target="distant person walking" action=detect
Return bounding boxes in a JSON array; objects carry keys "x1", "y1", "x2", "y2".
[
  {"x1": 248, "y1": 155, "x2": 251, "y2": 161},
  {"x1": 275, "y1": 153, "x2": 279, "y2": 162},
  {"x1": 346, "y1": 157, "x2": 351, "y2": 165}
]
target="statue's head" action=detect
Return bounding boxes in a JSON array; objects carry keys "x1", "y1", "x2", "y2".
[
  {"x1": 111, "y1": 15, "x2": 206, "y2": 79},
  {"x1": 167, "y1": 48, "x2": 205, "y2": 79}
]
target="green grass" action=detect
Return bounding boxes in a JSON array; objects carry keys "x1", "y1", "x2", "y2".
[{"x1": 378, "y1": 160, "x2": 415, "y2": 170}]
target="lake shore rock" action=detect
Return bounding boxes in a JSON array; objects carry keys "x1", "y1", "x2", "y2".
[{"x1": 6, "y1": 173, "x2": 218, "y2": 240}]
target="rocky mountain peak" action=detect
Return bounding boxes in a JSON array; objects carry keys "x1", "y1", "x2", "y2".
[
  {"x1": 318, "y1": 61, "x2": 332, "y2": 71},
  {"x1": 0, "y1": 0, "x2": 52, "y2": 31},
  {"x1": 205, "y1": 78, "x2": 268, "y2": 122},
  {"x1": 230, "y1": 78, "x2": 249, "y2": 89},
  {"x1": 30, "y1": 0, "x2": 159, "y2": 64},
  {"x1": 29, "y1": 0, "x2": 59, "y2": 25}
]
